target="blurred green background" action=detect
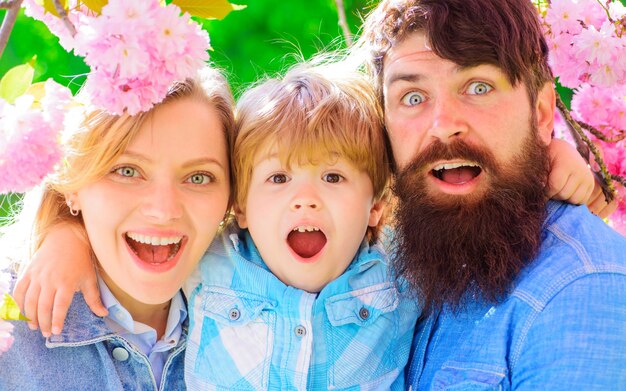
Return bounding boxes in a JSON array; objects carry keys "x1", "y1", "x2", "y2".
[{"x1": 0, "y1": 0, "x2": 371, "y2": 221}]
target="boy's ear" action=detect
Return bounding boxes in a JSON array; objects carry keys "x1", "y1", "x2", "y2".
[
  {"x1": 368, "y1": 198, "x2": 386, "y2": 227},
  {"x1": 233, "y1": 204, "x2": 248, "y2": 228},
  {"x1": 535, "y1": 82, "x2": 556, "y2": 146}
]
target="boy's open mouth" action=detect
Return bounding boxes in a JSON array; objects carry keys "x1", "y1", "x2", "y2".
[
  {"x1": 287, "y1": 225, "x2": 327, "y2": 259},
  {"x1": 125, "y1": 232, "x2": 183, "y2": 264},
  {"x1": 431, "y1": 162, "x2": 482, "y2": 184}
]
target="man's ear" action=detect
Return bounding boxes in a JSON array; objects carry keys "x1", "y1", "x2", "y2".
[
  {"x1": 535, "y1": 82, "x2": 556, "y2": 146},
  {"x1": 233, "y1": 204, "x2": 248, "y2": 228},
  {"x1": 368, "y1": 198, "x2": 386, "y2": 227}
]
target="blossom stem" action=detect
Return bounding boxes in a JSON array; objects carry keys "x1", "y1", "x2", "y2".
[
  {"x1": 0, "y1": 0, "x2": 24, "y2": 60},
  {"x1": 334, "y1": 0, "x2": 352, "y2": 47},
  {"x1": 53, "y1": 0, "x2": 76, "y2": 37},
  {"x1": 579, "y1": 122, "x2": 626, "y2": 143},
  {"x1": 556, "y1": 94, "x2": 616, "y2": 202}
]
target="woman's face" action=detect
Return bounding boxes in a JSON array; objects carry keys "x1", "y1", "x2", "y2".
[{"x1": 73, "y1": 97, "x2": 230, "y2": 306}]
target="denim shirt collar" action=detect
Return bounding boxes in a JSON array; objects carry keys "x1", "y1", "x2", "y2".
[{"x1": 46, "y1": 292, "x2": 115, "y2": 347}]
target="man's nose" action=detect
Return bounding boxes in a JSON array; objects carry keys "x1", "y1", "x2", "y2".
[
  {"x1": 140, "y1": 180, "x2": 184, "y2": 223},
  {"x1": 427, "y1": 95, "x2": 469, "y2": 142}
]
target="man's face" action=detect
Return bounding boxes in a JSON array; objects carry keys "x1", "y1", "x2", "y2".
[{"x1": 382, "y1": 32, "x2": 553, "y2": 201}]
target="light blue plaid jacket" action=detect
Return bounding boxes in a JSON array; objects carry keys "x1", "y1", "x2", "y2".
[{"x1": 184, "y1": 225, "x2": 419, "y2": 390}]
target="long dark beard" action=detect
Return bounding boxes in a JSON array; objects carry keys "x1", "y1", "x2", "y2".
[{"x1": 392, "y1": 132, "x2": 550, "y2": 314}]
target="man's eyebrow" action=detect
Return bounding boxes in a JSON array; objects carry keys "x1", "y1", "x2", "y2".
[{"x1": 385, "y1": 64, "x2": 467, "y2": 86}]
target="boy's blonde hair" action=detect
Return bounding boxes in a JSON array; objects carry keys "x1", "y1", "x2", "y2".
[
  {"x1": 234, "y1": 62, "x2": 391, "y2": 240},
  {"x1": 22, "y1": 66, "x2": 235, "y2": 257}
]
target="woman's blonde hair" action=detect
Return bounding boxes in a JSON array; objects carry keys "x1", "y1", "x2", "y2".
[
  {"x1": 234, "y1": 60, "x2": 392, "y2": 241},
  {"x1": 15, "y1": 66, "x2": 235, "y2": 259}
]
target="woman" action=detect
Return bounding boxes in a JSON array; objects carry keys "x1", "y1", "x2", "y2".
[{"x1": 0, "y1": 66, "x2": 235, "y2": 390}]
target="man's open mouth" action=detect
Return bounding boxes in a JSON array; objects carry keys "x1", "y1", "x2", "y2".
[
  {"x1": 286, "y1": 225, "x2": 327, "y2": 259},
  {"x1": 431, "y1": 162, "x2": 482, "y2": 185},
  {"x1": 125, "y1": 232, "x2": 184, "y2": 264}
]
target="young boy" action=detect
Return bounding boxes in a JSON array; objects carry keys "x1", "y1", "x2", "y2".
[
  {"x1": 15, "y1": 62, "x2": 598, "y2": 389},
  {"x1": 183, "y1": 63, "x2": 416, "y2": 390}
]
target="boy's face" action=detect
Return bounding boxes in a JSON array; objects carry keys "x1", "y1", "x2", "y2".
[{"x1": 236, "y1": 150, "x2": 384, "y2": 293}]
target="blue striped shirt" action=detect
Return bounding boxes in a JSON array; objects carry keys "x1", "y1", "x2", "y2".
[{"x1": 184, "y1": 226, "x2": 419, "y2": 390}]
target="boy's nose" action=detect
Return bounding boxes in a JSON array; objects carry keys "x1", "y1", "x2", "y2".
[{"x1": 290, "y1": 185, "x2": 321, "y2": 211}]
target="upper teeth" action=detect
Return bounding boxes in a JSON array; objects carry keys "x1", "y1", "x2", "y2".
[
  {"x1": 293, "y1": 226, "x2": 320, "y2": 233},
  {"x1": 127, "y1": 232, "x2": 182, "y2": 246},
  {"x1": 433, "y1": 162, "x2": 480, "y2": 171}
]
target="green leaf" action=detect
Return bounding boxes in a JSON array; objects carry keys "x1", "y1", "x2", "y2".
[
  {"x1": 0, "y1": 62, "x2": 35, "y2": 104},
  {"x1": 0, "y1": 294, "x2": 29, "y2": 321},
  {"x1": 79, "y1": 0, "x2": 107, "y2": 15},
  {"x1": 172, "y1": 0, "x2": 246, "y2": 20},
  {"x1": 43, "y1": 0, "x2": 66, "y2": 17}
]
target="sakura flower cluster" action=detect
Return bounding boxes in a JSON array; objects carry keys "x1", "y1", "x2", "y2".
[
  {"x1": 0, "y1": 80, "x2": 72, "y2": 194},
  {"x1": 541, "y1": 0, "x2": 626, "y2": 232},
  {"x1": 0, "y1": 271, "x2": 14, "y2": 355},
  {"x1": 23, "y1": 0, "x2": 210, "y2": 115}
]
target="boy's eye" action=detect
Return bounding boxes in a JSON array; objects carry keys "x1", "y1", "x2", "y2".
[
  {"x1": 269, "y1": 174, "x2": 289, "y2": 184},
  {"x1": 186, "y1": 173, "x2": 213, "y2": 185},
  {"x1": 114, "y1": 166, "x2": 139, "y2": 178},
  {"x1": 323, "y1": 173, "x2": 343, "y2": 183},
  {"x1": 401, "y1": 91, "x2": 425, "y2": 106},
  {"x1": 466, "y1": 81, "x2": 493, "y2": 95}
]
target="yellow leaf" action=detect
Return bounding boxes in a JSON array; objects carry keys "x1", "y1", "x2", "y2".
[
  {"x1": 172, "y1": 0, "x2": 246, "y2": 20},
  {"x1": 0, "y1": 294, "x2": 29, "y2": 322},
  {"x1": 79, "y1": 0, "x2": 108, "y2": 15},
  {"x1": 0, "y1": 62, "x2": 35, "y2": 104},
  {"x1": 43, "y1": 0, "x2": 66, "y2": 17}
]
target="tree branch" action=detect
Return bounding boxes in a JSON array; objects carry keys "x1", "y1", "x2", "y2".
[
  {"x1": 556, "y1": 94, "x2": 616, "y2": 202},
  {"x1": 53, "y1": 0, "x2": 76, "y2": 36},
  {"x1": 334, "y1": 0, "x2": 352, "y2": 47},
  {"x1": 0, "y1": 0, "x2": 24, "y2": 60}
]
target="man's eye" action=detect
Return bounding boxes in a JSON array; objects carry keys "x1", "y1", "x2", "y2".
[
  {"x1": 401, "y1": 91, "x2": 425, "y2": 106},
  {"x1": 467, "y1": 81, "x2": 493, "y2": 95},
  {"x1": 323, "y1": 173, "x2": 343, "y2": 183},
  {"x1": 269, "y1": 174, "x2": 289, "y2": 184},
  {"x1": 187, "y1": 173, "x2": 213, "y2": 185},
  {"x1": 114, "y1": 166, "x2": 139, "y2": 177}
]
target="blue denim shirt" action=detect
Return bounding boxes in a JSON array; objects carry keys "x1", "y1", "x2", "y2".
[
  {"x1": 407, "y1": 202, "x2": 626, "y2": 390},
  {"x1": 185, "y1": 226, "x2": 419, "y2": 390},
  {"x1": 0, "y1": 289, "x2": 187, "y2": 391}
]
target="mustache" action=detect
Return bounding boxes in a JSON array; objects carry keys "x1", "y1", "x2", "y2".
[{"x1": 399, "y1": 139, "x2": 499, "y2": 176}]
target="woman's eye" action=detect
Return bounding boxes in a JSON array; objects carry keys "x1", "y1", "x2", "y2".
[
  {"x1": 323, "y1": 173, "x2": 343, "y2": 183},
  {"x1": 401, "y1": 91, "x2": 425, "y2": 106},
  {"x1": 269, "y1": 174, "x2": 289, "y2": 184},
  {"x1": 114, "y1": 166, "x2": 139, "y2": 178},
  {"x1": 467, "y1": 81, "x2": 493, "y2": 95},
  {"x1": 187, "y1": 173, "x2": 213, "y2": 185}
]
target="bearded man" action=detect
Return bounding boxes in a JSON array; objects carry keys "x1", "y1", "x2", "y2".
[{"x1": 357, "y1": 0, "x2": 626, "y2": 388}]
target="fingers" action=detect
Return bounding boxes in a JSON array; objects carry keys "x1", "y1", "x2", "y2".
[
  {"x1": 587, "y1": 184, "x2": 619, "y2": 219},
  {"x1": 37, "y1": 285, "x2": 56, "y2": 338},
  {"x1": 82, "y1": 279, "x2": 108, "y2": 318},
  {"x1": 12, "y1": 274, "x2": 30, "y2": 319},
  {"x1": 22, "y1": 282, "x2": 41, "y2": 331},
  {"x1": 50, "y1": 287, "x2": 74, "y2": 335}
]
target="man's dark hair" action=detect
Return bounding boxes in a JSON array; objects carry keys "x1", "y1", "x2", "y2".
[{"x1": 357, "y1": 0, "x2": 553, "y2": 105}]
